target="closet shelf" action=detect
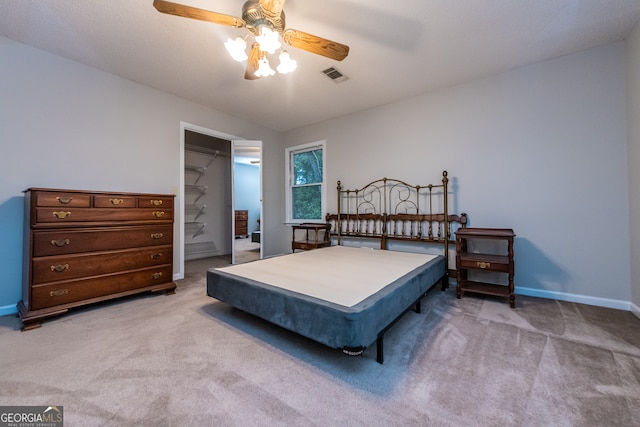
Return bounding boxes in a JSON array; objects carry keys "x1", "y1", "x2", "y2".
[
  {"x1": 185, "y1": 221, "x2": 206, "y2": 238},
  {"x1": 185, "y1": 185, "x2": 207, "y2": 203},
  {"x1": 185, "y1": 204, "x2": 206, "y2": 221},
  {"x1": 185, "y1": 165, "x2": 207, "y2": 184},
  {"x1": 185, "y1": 184, "x2": 207, "y2": 193},
  {"x1": 185, "y1": 241, "x2": 218, "y2": 260},
  {"x1": 185, "y1": 165, "x2": 206, "y2": 174}
]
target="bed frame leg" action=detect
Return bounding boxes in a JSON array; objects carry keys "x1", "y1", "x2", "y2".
[
  {"x1": 376, "y1": 336, "x2": 384, "y2": 364},
  {"x1": 440, "y1": 274, "x2": 448, "y2": 291}
]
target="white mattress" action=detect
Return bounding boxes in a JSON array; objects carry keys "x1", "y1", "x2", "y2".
[{"x1": 216, "y1": 245, "x2": 437, "y2": 307}]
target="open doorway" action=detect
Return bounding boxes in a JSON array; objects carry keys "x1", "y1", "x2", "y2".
[
  {"x1": 177, "y1": 122, "x2": 263, "y2": 278},
  {"x1": 232, "y1": 140, "x2": 263, "y2": 264}
]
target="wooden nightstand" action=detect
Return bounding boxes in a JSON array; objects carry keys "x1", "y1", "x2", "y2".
[
  {"x1": 455, "y1": 227, "x2": 516, "y2": 308},
  {"x1": 292, "y1": 223, "x2": 331, "y2": 252}
]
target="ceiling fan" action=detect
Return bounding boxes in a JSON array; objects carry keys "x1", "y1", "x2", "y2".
[{"x1": 153, "y1": 0, "x2": 350, "y2": 80}]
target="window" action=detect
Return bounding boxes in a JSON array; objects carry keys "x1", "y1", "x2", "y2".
[{"x1": 285, "y1": 141, "x2": 326, "y2": 223}]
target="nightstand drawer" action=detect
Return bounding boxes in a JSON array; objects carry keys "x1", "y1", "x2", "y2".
[{"x1": 458, "y1": 254, "x2": 510, "y2": 272}]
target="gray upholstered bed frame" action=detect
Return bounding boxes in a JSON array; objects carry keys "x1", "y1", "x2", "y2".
[{"x1": 207, "y1": 171, "x2": 467, "y2": 363}]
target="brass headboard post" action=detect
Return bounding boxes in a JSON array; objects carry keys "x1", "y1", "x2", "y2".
[
  {"x1": 336, "y1": 180, "x2": 342, "y2": 245},
  {"x1": 442, "y1": 170, "x2": 449, "y2": 280},
  {"x1": 382, "y1": 178, "x2": 388, "y2": 250}
]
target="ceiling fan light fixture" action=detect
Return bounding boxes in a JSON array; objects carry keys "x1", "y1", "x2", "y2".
[
  {"x1": 277, "y1": 51, "x2": 297, "y2": 74},
  {"x1": 224, "y1": 36, "x2": 248, "y2": 62},
  {"x1": 255, "y1": 25, "x2": 281, "y2": 54},
  {"x1": 152, "y1": 0, "x2": 349, "y2": 80},
  {"x1": 254, "y1": 56, "x2": 276, "y2": 77}
]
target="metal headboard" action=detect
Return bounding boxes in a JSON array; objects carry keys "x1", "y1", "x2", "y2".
[{"x1": 326, "y1": 171, "x2": 467, "y2": 277}]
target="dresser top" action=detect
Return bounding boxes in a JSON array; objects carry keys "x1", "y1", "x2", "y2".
[{"x1": 24, "y1": 188, "x2": 175, "y2": 197}]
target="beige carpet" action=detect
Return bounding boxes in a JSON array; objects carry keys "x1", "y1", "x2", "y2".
[
  {"x1": 1, "y1": 256, "x2": 639, "y2": 426},
  {"x1": 234, "y1": 236, "x2": 260, "y2": 264}
]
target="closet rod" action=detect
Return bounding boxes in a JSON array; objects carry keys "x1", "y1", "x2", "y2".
[{"x1": 185, "y1": 144, "x2": 230, "y2": 157}]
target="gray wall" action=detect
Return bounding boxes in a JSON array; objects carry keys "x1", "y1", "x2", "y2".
[
  {"x1": 1, "y1": 32, "x2": 638, "y2": 315},
  {"x1": 285, "y1": 42, "x2": 632, "y2": 310},
  {"x1": 0, "y1": 36, "x2": 286, "y2": 314},
  {"x1": 627, "y1": 20, "x2": 640, "y2": 317}
]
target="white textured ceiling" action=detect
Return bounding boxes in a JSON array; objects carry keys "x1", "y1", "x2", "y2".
[{"x1": 1, "y1": 1, "x2": 640, "y2": 132}]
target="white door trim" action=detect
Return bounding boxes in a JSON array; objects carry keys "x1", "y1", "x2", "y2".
[{"x1": 177, "y1": 122, "x2": 241, "y2": 279}]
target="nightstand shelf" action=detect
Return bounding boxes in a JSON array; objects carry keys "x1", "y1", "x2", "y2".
[
  {"x1": 455, "y1": 227, "x2": 515, "y2": 308},
  {"x1": 292, "y1": 223, "x2": 331, "y2": 252}
]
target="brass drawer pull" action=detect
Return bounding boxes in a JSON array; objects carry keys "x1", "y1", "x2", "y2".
[
  {"x1": 49, "y1": 289, "x2": 68, "y2": 297},
  {"x1": 150, "y1": 199, "x2": 163, "y2": 206},
  {"x1": 152, "y1": 211, "x2": 165, "y2": 218},
  {"x1": 477, "y1": 261, "x2": 491, "y2": 269},
  {"x1": 51, "y1": 238, "x2": 70, "y2": 247},
  {"x1": 110, "y1": 198, "x2": 124, "y2": 205},
  {"x1": 56, "y1": 196, "x2": 72, "y2": 204},
  {"x1": 151, "y1": 233, "x2": 164, "y2": 239},
  {"x1": 151, "y1": 253, "x2": 163, "y2": 260},
  {"x1": 52, "y1": 211, "x2": 71, "y2": 219},
  {"x1": 51, "y1": 264, "x2": 70, "y2": 273},
  {"x1": 152, "y1": 272, "x2": 163, "y2": 280}
]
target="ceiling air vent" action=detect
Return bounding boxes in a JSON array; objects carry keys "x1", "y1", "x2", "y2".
[{"x1": 322, "y1": 67, "x2": 349, "y2": 83}]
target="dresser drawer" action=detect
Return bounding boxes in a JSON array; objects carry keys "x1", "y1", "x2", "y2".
[
  {"x1": 138, "y1": 196, "x2": 174, "y2": 209},
  {"x1": 32, "y1": 225, "x2": 173, "y2": 256},
  {"x1": 35, "y1": 207, "x2": 173, "y2": 225},
  {"x1": 94, "y1": 195, "x2": 137, "y2": 208},
  {"x1": 31, "y1": 265, "x2": 173, "y2": 310},
  {"x1": 32, "y1": 245, "x2": 172, "y2": 284},
  {"x1": 35, "y1": 192, "x2": 91, "y2": 208}
]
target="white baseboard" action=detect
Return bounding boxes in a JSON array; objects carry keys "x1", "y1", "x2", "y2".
[
  {"x1": 0, "y1": 304, "x2": 18, "y2": 317},
  {"x1": 516, "y1": 286, "x2": 631, "y2": 311},
  {"x1": 631, "y1": 302, "x2": 640, "y2": 319},
  {"x1": 4, "y1": 287, "x2": 633, "y2": 317}
]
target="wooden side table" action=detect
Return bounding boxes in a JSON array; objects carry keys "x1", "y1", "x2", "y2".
[
  {"x1": 292, "y1": 223, "x2": 331, "y2": 252},
  {"x1": 455, "y1": 227, "x2": 516, "y2": 308}
]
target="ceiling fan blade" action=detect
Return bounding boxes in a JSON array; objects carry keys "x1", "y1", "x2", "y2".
[
  {"x1": 259, "y1": 0, "x2": 287, "y2": 19},
  {"x1": 244, "y1": 43, "x2": 261, "y2": 80},
  {"x1": 153, "y1": 0, "x2": 245, "y2": 28},
  {"x1": 282, "y1": 29, "x2": 349, "y2": 61}
]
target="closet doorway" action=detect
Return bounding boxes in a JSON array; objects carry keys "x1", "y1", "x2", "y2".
[
  {"x1": 183, "y1": 129, "x2": 232, "y2": 268},
  {"x1": 178, "y1": 122, "x2": 262, "y2": 278}
]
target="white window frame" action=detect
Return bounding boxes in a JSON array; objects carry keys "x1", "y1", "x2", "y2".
[{"x1": 285, "y1": 140, "x2": 326, "y2": 224}]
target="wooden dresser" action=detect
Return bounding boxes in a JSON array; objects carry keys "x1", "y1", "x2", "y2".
[
  {"x1": 234, "y1": 210, "x2": 248, "y2": 238},
  {"x1": 19, "y1": 188, "x2": 177, "y2": 330}
]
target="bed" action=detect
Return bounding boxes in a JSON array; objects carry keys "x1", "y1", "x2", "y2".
[{"x1": 207, "y1": 171, "x2": 467, "y2": 363}]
